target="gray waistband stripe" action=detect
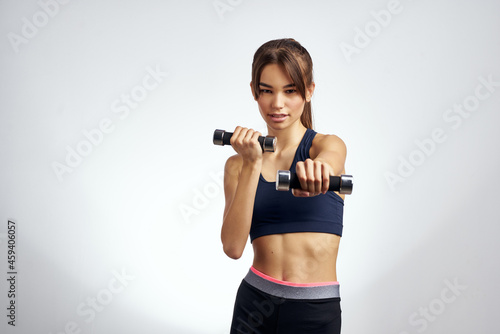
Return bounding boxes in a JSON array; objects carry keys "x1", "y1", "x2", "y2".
[{"x1": 243, "y1": 269, "x2": 340, "y2": 300}]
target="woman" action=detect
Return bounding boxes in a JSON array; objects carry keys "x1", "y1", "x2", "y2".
[{"x1": 222, "y1": 38, "x2": 347, "y2": 334}]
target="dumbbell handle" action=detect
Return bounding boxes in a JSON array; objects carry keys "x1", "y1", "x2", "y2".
[
  {"x1": 213, "y1": 129, "x2": 276, "y2": 152},
  {"x1": 276, "y1": 170, "x2": 353, "y2": 194}
]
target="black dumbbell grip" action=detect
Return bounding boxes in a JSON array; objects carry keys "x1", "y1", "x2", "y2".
[
  {"x1": 221, "y1": 131, "x2": 232, "y2": 146},
  {"x1": 289, "y1": 173, "x2": 341, "y2": 191},
  {"x1": 276, "y1": 170, "x2": 353, "y2": 194}
]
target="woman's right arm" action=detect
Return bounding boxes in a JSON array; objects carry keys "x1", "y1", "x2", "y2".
[{"x1": 220, "y1": 127, "x2": 262, "y2": 259}]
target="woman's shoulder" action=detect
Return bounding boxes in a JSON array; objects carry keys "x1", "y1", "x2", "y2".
[
  {"x1": 311, "y1": 132, "x2": 347, "y2": 154},
  {"x1": 309, "y1": 132, "x2": 347, "y2": 174},
  {"x1": 224, "y1": 154, "x2": 243, "y2": 177}
]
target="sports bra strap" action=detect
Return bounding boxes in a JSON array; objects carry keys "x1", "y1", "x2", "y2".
[{"x1": 290, "y1": 128, "x2": 316, "y2": 173}]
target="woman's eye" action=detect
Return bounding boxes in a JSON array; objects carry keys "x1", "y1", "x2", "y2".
[
  {"x1": 285, "y1": 89, "x2": 297, "y2": 94},
  {"x1": 259, "y1": 89, "x2": 271, "y2": 94}
]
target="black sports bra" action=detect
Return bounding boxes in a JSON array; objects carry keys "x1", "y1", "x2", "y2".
[{"x1": 249, "y1": 129, "x2": 344, "y2": 242}]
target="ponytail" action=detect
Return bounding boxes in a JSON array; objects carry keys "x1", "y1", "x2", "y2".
[{"x1": 301, "y1": 102, "x2": 313, "y2": 129}]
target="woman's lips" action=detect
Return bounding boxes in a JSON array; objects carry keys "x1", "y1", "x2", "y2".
[{"x1": 269, "y1": 114, "x2": 288, "y2": 122}]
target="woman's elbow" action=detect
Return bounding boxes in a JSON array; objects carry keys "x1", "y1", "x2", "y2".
[{"x1": 222, "y1": 243, "x2": 244, "y2": 260}]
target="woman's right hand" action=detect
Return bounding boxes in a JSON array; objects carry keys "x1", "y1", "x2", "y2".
[{"x1": 230, "y1": 126, "x2": 263, "y2": 163}]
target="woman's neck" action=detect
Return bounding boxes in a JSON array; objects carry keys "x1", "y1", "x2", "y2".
[{"x1": 267, "y1": 122, "x2": 308, "y2": 153}]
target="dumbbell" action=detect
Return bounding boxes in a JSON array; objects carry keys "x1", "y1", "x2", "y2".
[
  {"x1": 213, "y1": 129, "x2": 276, "y2": 152},
  {"x1": 275, "y1": 170, "x2": 353, "y2": 194}
]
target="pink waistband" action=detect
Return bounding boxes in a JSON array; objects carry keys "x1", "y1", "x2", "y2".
[{"x1": 250, "y1": 266, "x2": 339, "y2": 287}]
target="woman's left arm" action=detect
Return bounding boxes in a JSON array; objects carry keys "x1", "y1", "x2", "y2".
[{"x1": 294, "y1": 134, "x2": 347, "y2": 196}]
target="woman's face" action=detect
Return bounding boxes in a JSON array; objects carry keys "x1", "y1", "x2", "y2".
[{"x1": 254, "y1": 64, "x2": 313, "y2": 130}]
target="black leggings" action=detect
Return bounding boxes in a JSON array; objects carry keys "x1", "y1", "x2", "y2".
[{"x1": 230, "y1": 269, "x2": 342, "y2": 334}]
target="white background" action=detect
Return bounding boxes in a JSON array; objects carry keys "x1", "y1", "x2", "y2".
[{"x1": 1, "y1": 0, "x2": 499, "y2": 333}]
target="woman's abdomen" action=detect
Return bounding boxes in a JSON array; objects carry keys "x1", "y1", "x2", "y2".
[{"x1": 252, "y1": 232, "x2": 340, "y2": 283}]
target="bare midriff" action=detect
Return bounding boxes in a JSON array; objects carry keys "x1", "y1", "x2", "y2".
[{"x1": 252, "y1": 232, "x2": 341, "y2": 283}]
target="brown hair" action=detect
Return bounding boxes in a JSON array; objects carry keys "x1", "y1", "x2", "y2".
[{"x1": 251, "y1": 38, "x2": 314, "y2": 129}]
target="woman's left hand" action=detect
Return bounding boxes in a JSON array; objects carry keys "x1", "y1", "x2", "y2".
[{"x1": 292, "y1": 158, "x2": 334, "y2": 197}]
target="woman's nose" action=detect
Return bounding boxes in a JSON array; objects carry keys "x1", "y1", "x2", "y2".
[{"x1": 271, "y1": 93, "x2": 284, "y2": 109}]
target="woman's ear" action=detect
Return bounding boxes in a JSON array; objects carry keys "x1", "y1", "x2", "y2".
[{"x1": 305, "y1": 82, "x2": 315, "y2": 102}]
